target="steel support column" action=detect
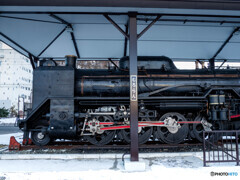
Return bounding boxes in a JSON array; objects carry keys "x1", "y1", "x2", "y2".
[{"x1": 129, "y1": 12, "x2": 138, "y2": 161}]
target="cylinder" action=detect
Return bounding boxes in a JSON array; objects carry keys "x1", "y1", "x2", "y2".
[
  {"x1": 209, "y1": 95, "x2": 219, "y2": 105},
  {"x1": 220, "y1": 108, "x2": 228, "y2": 120},
  {"x1": 219, "y1": 95, "x2": 225, "y2": 105},
  {"x1": 65, "y1": 55, "x2": 77, "y2": 68},
  {"x1": 211, "y1": 107, "x2": 218, "y2": 120}
]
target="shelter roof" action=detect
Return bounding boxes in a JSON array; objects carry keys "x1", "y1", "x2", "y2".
[{"x1": 1, "y1": 0, "x2": 240, "y2": 63}]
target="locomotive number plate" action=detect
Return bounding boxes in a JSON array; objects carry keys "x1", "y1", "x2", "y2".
[{"x1": 130, "y1": 75, "x2": 138, "y2": 101}]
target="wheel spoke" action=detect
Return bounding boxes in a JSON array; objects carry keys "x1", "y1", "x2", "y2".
[
  {"x1": 192, "y1": 115, "x2": 209, "y2": 142},
  {"x1": 31, "y1": 126, "x2": 51, "y2": 146},
  {"x1": 85, "y1": 116, "x2": 116, "y2": 146},
  {"x1": 120, "y1": 118, "x2": 153, "y2": 144},
  {"x1": 156, "y1": 112, "x2": 189, "y2": 144}
]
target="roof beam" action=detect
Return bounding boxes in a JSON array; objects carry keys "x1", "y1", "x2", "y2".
[
  {"x1": 218, "y1": 59, "x2": 227, "y2": 69},
  {"x1": 0, "y1": 40, "x2": 29, "y2": 59},
  {"x1": 137, "y1": 17, "x2": 240, "y2": 25},
  {"x1": 70, "y1": 31, "x2": 80, "y2": 58},
  {"x1": 37, "y1": 26, "x2": 68, "y2": 57},
  {"x1": 0, "y1": 15, "x2": 61, "y2": 24},
  {"x1": 123, "y1": 23, "x2": 129, "y2": 57},
  {"x1": 103, "y1": 14, "x2": 129, "y2": 39},
  {"x1": 137, "y1": 15, "x2": 161, "y2": 39},
  {"x1": 3, "y1": 11, "x2": 240, "y2": 19},
  {"x1": 2, "y1": 0, "x2": 240, "y2": 11},
  {"x1": 209, "y1": 26, "x2": 240, "y2": 70},
  {"x1": 211, "y1": 27, "x2": 240, "y2": 60},
  {"x1": 50, "y1": 14, "x2": 70, "y2": 25},
  {"x1": 50, "y1": 14, "x2": 80, "y2": 58},
  {"x1": 0, "y1": 31, "x2": 36, "y2": 58},
  {"x1": 108, "y1": 58, "x2": 119, "y2": 69},
  {"x1": 28, "y1": 53, "x2": 36, "y2": 69}
]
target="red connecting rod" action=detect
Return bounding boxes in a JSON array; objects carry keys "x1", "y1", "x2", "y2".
[{"x1": 96, "y1": 121, "x2": 201, "y2": 131}]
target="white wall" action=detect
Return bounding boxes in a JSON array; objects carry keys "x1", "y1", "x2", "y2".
[
  {"x1": 0, "y1": 42, "x2": 33, "y2": 111},
  {"x1": 0, "y1": 100, "x2": 11, "y2": 109}
]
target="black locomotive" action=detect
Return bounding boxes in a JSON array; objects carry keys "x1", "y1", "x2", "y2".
[{"x1": 19, "y1": 55, "x2": 240, "y2": 146}]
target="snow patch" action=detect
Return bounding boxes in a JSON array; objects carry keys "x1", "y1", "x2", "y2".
[
  {"x1": 124, "y1": 158, "x2": 146, "y2": 171},
  {"x1": 0, "y1": 131, "x2": 239, "y2": 179},
  {"x1": 0, "y1": 118, "x2": 17, "y2": 126},
  {"x1": 0, "y1": 157, "x2": 239, "y2": 180},
  {"x1": 0, "y1": 132, "x2": 23, "y2": 145}
]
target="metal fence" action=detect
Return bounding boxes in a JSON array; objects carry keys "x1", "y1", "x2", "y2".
[{"x1": 203, "y1": 130, "x2": 240, "y2": 166}]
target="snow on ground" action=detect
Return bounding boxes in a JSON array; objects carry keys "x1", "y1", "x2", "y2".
[
  {"x1": 0, "y1": 156, "x2": 239, "y2": 180},
  {"x1": 0, "y1": 118, "x2": 17, "y2": 126},
  {"x1": 0, "y1": 132, "x2": 23, "y2": 145},
  {"x1": 0, "y1": 118, "x2": 17, "y2": 124},
  {"x1": 0, "y1": 133, "x2": 239, "y2": 180}
]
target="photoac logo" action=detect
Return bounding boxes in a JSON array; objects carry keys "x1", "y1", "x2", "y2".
[{"x1": 210, "y1": 171, "x2": 238, "y2": 176}]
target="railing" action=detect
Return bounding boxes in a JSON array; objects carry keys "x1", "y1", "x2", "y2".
[{"x1": 203, "y1": 130, "x2": 240, "y2": 166}]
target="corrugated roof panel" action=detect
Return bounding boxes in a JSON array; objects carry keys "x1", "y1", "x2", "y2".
[
  {"x1": 137, "y1": 24, "x2": 235, "y2": 42},
  {"x1": 73, "y1": 24, "x2": 126, "y2": 40},
  {"x1": 76, "y1": 40, "x2": 124, "y2": 58}
]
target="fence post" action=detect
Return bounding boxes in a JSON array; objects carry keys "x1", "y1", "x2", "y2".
[
  {"x1": 236, "y1": 131, "x2": 239, "y2": 166},
  {"x1": 203, "y1": 131, "x2": 207, "y2": 166}
]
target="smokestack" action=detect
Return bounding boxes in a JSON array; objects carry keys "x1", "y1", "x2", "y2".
[{"x1": 65, "y1": 55, "x2": 77, "y2": 68}]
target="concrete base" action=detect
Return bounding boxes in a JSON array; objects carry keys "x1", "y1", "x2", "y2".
[{"x1": 124, "y1": 158, "x2": 146, "y2": 172}]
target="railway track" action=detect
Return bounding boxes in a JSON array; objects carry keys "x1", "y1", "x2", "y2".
[{"x1": 17, "y1": 141, "x2": 203, "y2": 153}]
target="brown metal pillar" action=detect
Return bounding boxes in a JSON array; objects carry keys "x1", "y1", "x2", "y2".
[{"x1": 129, "y1": 12, "x2": 139, "y2": 161}]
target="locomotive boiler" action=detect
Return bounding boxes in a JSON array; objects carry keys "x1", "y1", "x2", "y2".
[{"x1": 19, "y1": 55, "x2": 240, "y2": 146}]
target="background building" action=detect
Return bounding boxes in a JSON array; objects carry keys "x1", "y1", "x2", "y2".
[{"x1": 0, "y1": 41, "x2": 33, "y2": 112}]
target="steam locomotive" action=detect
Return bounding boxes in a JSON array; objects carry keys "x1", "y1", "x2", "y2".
[{"x1": 19, "y1": 55, "x2": 240, "y2": 146}]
